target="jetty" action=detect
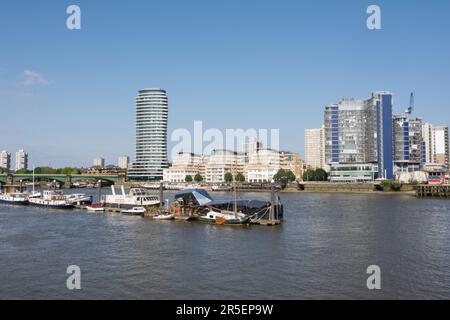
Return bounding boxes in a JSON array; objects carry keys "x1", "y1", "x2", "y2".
[{"x1": 416, "y1": 185, "x2": 450, "y2": 198}]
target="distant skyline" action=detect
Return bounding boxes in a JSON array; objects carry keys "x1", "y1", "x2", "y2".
[{"x1": 1, "y1": 0, "x2": 450, "y2": 167}]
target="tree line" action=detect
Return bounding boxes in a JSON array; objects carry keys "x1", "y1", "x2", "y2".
[
  {"x1": 12, "y1": 167, "x2": 81, "y2": 175},
  {"x1": 184, "y1": 169, "x2": 298, "y2": 183}
]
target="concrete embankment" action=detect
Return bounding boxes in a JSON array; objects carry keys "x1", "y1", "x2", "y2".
[{"x1": 285, "y1": 182, "x2": 416, "y2": 195}]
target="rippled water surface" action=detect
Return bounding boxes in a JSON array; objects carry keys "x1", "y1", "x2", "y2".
[{"x1": 1, "y1": 189, "x2": 450, "y2": 299}]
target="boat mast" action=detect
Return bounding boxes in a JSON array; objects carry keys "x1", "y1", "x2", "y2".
[
  {"x1": 32, "y1": 165, "x2": 35, "y2": 194},
  {"x1": 232, "y1": 153, "x2": 237, "y2": 218}
]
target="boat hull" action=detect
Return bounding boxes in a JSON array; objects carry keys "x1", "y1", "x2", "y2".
[
  {"x1": 104, "y1": 202, "x2": 159, "y2": 210},
  {"x1": 28, "y1": 201, "x2": 74, "y2": 209},
  {"x1": 153, "y1": 214, "x2": 174, "y2": 220},
  {"x1": 67, "y1": 198, "x2": 93, "y2": 206},
  {"x1": 121, "y1": 211, "x2": 145, "y2": 216},
  {"x1": 86, "y1": 207, "x2": 105, "y2": 212},
  {"x1": 196, "y1": 215, "x2": 249, "y2": 225},
  {"x1": 0, "y1": 199, "x2": 29, "y2": 205}
]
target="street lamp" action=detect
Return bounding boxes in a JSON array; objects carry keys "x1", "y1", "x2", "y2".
[{"x1": 98, "y1": 180, "x2": 102, "y2": 204}]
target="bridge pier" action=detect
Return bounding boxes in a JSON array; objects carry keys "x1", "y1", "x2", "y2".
[
  {"x1": 118, "y1": 173, "x2": 126, "y2": 184},
  {"x1": 64, "y1": 175, "x2": 72, "y2": 189}
]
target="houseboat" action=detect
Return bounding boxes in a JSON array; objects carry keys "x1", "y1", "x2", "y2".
[
  {"x1": 28, "y1": 190, "x2": 74, "y2": 209},
  {"x1": 0, "y1": 192, "x2": 29, "y2": 205},
  {"x1": 171, "y1": 189, "x2": 283, "y2": 223},
  {"x1": 0, "y1": 184, "x2": 29, "y2": 205},
  {"x1": 102, "y1": 186, "x2": 160, "y2": 210}
]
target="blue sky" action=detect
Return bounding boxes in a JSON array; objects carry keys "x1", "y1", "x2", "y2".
[{"x1": 1, "y1": 0, "x2": 450, "y2": 167}]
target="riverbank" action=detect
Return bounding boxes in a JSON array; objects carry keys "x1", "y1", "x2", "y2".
[{"x1": 281, "y1": 188, "x2": 416, "y2": 196}]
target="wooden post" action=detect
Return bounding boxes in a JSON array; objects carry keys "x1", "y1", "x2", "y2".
[
  {"x1": 159, "y1": 181, "x2": 164, "y2": 208},
  {"x1": 98, "y1": 180, "x2": 102, "y2": 204},
  {"x1": 270, "y1": 181, "x2": 275, "y2": 223}
]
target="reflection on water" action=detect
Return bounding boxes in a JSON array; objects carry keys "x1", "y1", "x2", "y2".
[{"x1": 1, "y1": 189, "x2": 450, "y2": 299}]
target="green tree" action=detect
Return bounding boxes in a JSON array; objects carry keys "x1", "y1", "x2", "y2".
[
  {"x1": 224, "y1": 172, "x2": 233, "y2": 182},
  {"x1": 194, "y1": 173, "x2": 203, "y2": 182},
  {"x1": 303, "y1": 169, "x2": 316, "y2": 181},
  {"x1": 35, "y1": 167, "x2": 56, "y2": 174},
  {"x1": 390, "y1": 182, "x2": 402, "y2": 191},
  {"x1": 235, "y1": 172, "x2": 246, "y2": 182},
  {"x1": 285, "y1": 170, "x2": 296, "y2": 182},
  {"x1": 314, "y1": 168, "x2": 328, "y2": 181},
  {"x1": 59, "y1": 167, "x2": 80, "y2": 175},
  {"x1": 381, "y1": 180, "x2": 402, "y2": 192},
  {"x1": 185, "y1": 175, "x2": 193, "y2": 182},
  {"x1": 273, "y1": 169, "x2": 287, "y2": 182},
  {"x1": 15, "y1": 169, "x2": 32, "y2": 174}
]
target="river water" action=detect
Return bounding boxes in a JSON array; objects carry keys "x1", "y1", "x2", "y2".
[{"x1": 1, "y1": 189, "x2": 450, "y2": 299}]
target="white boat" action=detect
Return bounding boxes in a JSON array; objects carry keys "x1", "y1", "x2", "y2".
[
  {"x1": 196, "y1": 208, "x2": 249, "y2": 225},
  {"x1": 65, "y1": 193, "x2": 93, "y2": 206},
  {"x1": 142, "y1": 183, "x2": 161, "y2": 189},
  {"x1": 27, "y1": 191, "x2": 42, "y2": 199},
  {"x1": 29, "y1": 190, "x2": 74, "y2": 209},
  {"x1": 212, "y1": 184, "x2": 232, "y2": 191},
  {"x1": 197, "y1": 175, "x2": 248, "y2": 225},
  {"x1": 86, "y1": 203, "x2": 105, "y2": 212},
  {"x1": 0, "y1": 193, "x2": 29, "y2": 205},
  {"x1": 103, "y1": 186, "x2": 160, "y2": 209},
  {"x1": 121, "y1": 207, "x2": 146, "y2": 215},
  {"x1": 153, "y1": 212, "x2": 174, "y2": 220}
]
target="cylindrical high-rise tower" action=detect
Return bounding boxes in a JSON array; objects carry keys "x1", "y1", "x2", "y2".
[{"x1": 127, "y1": 88, "x2": 168, "y2": 181}]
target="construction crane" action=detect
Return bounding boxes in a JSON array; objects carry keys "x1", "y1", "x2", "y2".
[{"x1": 405, "y1": 92, "x2": 414, "y2": 114}]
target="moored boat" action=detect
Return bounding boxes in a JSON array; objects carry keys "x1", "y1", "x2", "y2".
[
  {"x1": 0, "y1": 193, "x2": 29, "y2": 205},
  {"x1": 196, "y1": 208, "x2": 249, "y2": 225},
  {"x1": 103, "y1": 186, "x2": 160, "y2": 209},
  {"x1": 153, "y1": 211, "x2": 175, "y2": 220},
  {"x1": 65, "y1": 193, "x2": 93, "y2": 206},
  {"x1": 27, "y1": 191, "x2": 42, "y2": 199},
  {"x1": 172, "y1": 188, "x2": 283, "y2": 223},
  {"x1": 28, "y1": 190, "x2": 74, "y2": 209},
  {"x1": 121, "y1": 207, "x2": 146, "y2": 216},
  {"x1": 86, "y1": 203, "x2": 105, "y2": 212}
]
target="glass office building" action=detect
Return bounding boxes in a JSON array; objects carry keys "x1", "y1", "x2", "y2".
[
  {"x1": 393, "y1": 115, "x2": 424, "y2": 173},
  {"x1": 127, "y1": 88, "x2": 169, "y2": 181},
  {"x1": 324, "y1": 92, "x2": 394, "y2": 180}
]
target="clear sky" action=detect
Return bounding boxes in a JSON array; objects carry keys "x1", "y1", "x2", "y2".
[{"x1": 1, "y1": 0, "x2": 450, "y2": 167}]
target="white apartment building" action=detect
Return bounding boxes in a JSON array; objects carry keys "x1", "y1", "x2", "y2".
[
  {"x1": 241, "y1": 139, "x2": 262, "y2": 155},
  {"x1": 305, "y1": 128, "x2": 326, "y2": 170},
  {"x1": 163, "y1": 149, "x2": 303, "y2": 184},
  {"x1": 1, "y1": 150, "x2": 11, "y2": 171},
  {"x1": 205, "y1": 150, "x2": 245, "y2": 183},
  {"x1": 93, "y1": 157, "x2": 105, "y2": 167},
  {"x1": 163, "y1": 153, "x2": 205, "y2": 183},
  {"x1": 280, "y1": 151, "x2": 304, "y2": 180},
  {"x1": 423, "y1": 123, "x2": 449, "y2": 168},
  {"x1": 246, "y1": 149, "x2": 281, "y2": 183},
  {"x1": 118, "y1": 155, "x2": 130, "y2": 169},
  {"x1": 15, "y1": 149, "x2": 28, "y2": 171}
]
